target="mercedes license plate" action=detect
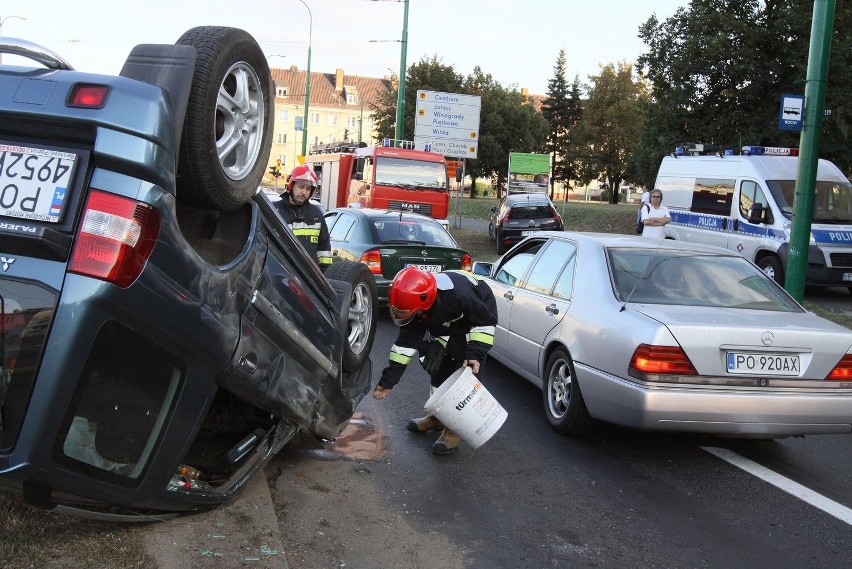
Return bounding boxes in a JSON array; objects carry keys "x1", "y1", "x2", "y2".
[
  {"x1": 406, "y1": 263, "x2": 441, "y2": 273},
  {"x1": 0, "y1": 144, "x2": 77, "y2": 223},
  {"x1": 726, "y1": 352, "x2": 800, "y2": 376}
]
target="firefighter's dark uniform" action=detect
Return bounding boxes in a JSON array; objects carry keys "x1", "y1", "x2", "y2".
[
  {"x1": 274, "y1": 192, "x2": 333, "y2": 271},
  {"x1": 379, "y1": 270, "x2": 498, "y2": 390}
]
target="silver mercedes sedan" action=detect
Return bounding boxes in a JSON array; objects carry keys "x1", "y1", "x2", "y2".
[{"x1": 473, "y1": 232, "x2": 852, "y2": 437}]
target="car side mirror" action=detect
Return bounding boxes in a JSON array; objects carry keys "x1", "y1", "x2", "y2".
[
  {"x1": 472, "y1": 261, "x2": 492, "y2": 277},
  {"x1": 748, "y1": 202, "x2": 772, "y2": 225}
]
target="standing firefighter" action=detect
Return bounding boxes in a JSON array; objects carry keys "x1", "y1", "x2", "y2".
[
  {"x1": 274, "y1": 164, "x2": 332, "y2": 271},
  {"x1": 372, "y1": 267, "x2": 498, "y2": 455}
]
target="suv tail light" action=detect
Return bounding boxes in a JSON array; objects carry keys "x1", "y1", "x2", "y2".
[
  {"x1": 66, "y1": 83, "x2": 111, "y2": 108},
  {"x1": 629, "y1": 344, "x2": 697, "y2": 376},
  {"x1": 551, "y1": 206, "x2": 562, "y2": 224},
  {"x1": 360, "y1": 249, "x2": 383, "y2": 274},
  {"x1": 69, "y1": 190, "x2": 161, "y2": 288},
  {"x1": 461, "y1": 253, "x2": 472, "y2": 272},
  {"x1": 826, "y1": 354, "x2": 852, "y2": 380}
]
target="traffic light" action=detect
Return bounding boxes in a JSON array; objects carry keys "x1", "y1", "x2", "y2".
[
  {"x1": 269, "y1": 165, "x2": 281, "y2": 178},
  {"x1": 344, "y1": 128, "x2": 350, "y2": 140}
]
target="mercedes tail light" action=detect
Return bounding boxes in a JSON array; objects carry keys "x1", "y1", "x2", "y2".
[
  {"x1": 360, "y1": 249, "x2": 383, "y2": 275},
  {"x1": 461, "y1": 253, "x2": 472, "y2": 272},
  {"x1": 69, "y1": 190, "x2": 161, "y2": 288},
  {"x1": 826, "y1": 354, "x2": 852, "y2": 380},
  {"x1": 630, "y1": 344, "x2": 697, "y2": 376}
]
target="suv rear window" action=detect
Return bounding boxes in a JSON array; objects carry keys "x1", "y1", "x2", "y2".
[{"x1": 509, "y1": 204, "x2": 552, "y2": 219}]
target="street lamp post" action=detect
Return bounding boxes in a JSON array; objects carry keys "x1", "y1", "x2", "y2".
[
  {"x1": 296, "y1": 0, "x2": 312, "y2": 158},
  {"x1": 394, "y1": 0, "x2": 409, "y2": 146},
  {"x1": 0, "y1": 14, "x2": 27, "y2": 65}
]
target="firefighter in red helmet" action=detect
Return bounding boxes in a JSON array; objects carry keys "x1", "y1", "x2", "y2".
[
  {"x1": 274, "y1": 164, "x2": 332, "y2": 271},
  {"x1": 373, "y1": 267, "x2": 498, "y2": 455}
]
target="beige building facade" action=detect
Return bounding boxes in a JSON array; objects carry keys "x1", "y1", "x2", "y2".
[{"x1": 268, "y1": 66, "x2": 393, "y2": 174}]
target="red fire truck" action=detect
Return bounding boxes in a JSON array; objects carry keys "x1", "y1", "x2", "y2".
[{"x1": 305, "y1": 141, "x2": 450, "y2": 222}]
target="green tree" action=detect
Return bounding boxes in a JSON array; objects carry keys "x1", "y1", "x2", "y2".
[
  {"x1": 370, "y1": 55, "x2": 464, "y2": 142},
  {"x1": 571, "y1": 62, "x2": 647, "y2": 204},
  {"x1": 372, "y1": 59, "x2": 548, "y2": 198},
  {"x1": 463, "y1": 67, "x2": 549, "y2": 197},
  {"x1": 541, "y1": 50, "x2": 572, "y2": 198},
  {"x1": 637, "y1": 0, "x2": 852, "y2": 175}
]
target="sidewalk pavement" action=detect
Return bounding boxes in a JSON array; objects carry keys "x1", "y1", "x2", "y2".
[{"x1": 142, "y1": 471, "x2": 288, "y2": 569}]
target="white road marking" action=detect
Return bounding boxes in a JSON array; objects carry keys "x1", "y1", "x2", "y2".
[{"x1": 702, "y1": 446, "x2": 852, "y2": 526}]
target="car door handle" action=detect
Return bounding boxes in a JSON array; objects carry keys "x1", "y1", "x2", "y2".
[
  {"x1": 503, "y1": 291, "x2": 514, "y2": 301},
  {"x1": 545, "y1": 304, "x2": 559, "y2": 315}
]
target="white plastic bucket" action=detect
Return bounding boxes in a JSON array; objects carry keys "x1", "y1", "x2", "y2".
[{"x1": 424, "y1": 367, "x2": 508, "y2": 449}]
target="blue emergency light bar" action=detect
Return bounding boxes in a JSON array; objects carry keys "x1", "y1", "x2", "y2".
[{"x1": 741, "y1": 145, "x2": 798, "y2": 156}]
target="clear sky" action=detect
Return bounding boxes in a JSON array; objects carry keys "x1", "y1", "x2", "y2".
[{"x1": 2, "y1": 0, "x2": 688, "y2": 95}]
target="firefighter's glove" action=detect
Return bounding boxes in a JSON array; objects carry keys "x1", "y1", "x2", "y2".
[{"x1": 419, "y1": 340, "x2": 445, "y2": 375}]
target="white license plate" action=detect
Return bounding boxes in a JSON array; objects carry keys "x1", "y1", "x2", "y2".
[
  {"x1": 0, "y1": 144, "x2": 77, "y2": 223},
  {"x1": 521, "y1": 230, "x2": 539, "y2": 236},
  {"x1": 726, "y1": 352, "x2": 800, "y2": 376},
  {"x1": 406, "y1": 263, "x2": 441, "y2": 273},
  {"x1": 843, "y1": 273, "x2": 852, "y2": 282}
]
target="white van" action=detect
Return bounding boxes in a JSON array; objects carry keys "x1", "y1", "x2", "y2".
[{"x1": 656, "y1": 145, "x2": 852, "y2": 290}]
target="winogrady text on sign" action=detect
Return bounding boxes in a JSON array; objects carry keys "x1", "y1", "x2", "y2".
[{"x1": 415, "y1": 90, "x2": 481, "y2": 159}]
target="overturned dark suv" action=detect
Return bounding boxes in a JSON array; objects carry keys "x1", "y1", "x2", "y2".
[{"x1": 0, "y1": 27, "x2": 377, "y2": 520}]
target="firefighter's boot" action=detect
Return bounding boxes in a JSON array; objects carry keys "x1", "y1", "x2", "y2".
[
  {"x1": 431, "y1": 428, "x2": 461, "y2": 455},
  {"x1": 405, "y1": 415, "x2": 444, "y2": 434}
]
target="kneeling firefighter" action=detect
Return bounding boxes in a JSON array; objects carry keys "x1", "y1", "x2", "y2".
[{"x1": 372, "y1": 267, "x2": 498, "y2": 455}]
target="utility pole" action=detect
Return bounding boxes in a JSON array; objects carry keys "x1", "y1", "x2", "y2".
[
  {"x1": 296, "y1": 0, "x2": 313, "y2": 158},
  {"x1": 393, "y1": 0, "x2": 409, "y2": 146},
  {"x1": 786, "y1": 0, "x2": 835, "y2": 302}
]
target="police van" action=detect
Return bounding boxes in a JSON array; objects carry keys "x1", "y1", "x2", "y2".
[{"x1": 656, "y1": 145, "x2": 852, "y2": 289}]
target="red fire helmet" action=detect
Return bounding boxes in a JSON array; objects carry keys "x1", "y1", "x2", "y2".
[{"x1": 388, "y1": 267, "x2": 437, "y2": 325}]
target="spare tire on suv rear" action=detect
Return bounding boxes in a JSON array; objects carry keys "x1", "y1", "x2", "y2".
[{"x1": 176, "y1": 26, "x2": 274, "y2": 211}]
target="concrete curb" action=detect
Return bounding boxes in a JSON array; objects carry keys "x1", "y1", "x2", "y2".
[{"x1": 142, "y1": 472, "x2": 288, "y2": 569}]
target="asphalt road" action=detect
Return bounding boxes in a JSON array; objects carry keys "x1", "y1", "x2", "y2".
[{"x1": 270, "y1": 312, "x2": 852, "y2": 569}]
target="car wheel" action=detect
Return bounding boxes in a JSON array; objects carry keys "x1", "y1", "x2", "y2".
[
  {"x1": 176, "y1": 26, "x2": 274, "y2": 211},
  {"x1": 324, "y1": 261, "x2": 378, "y2": 373},
  {"x1": 543, "y1": 347, "x2": 593, "y2": 435},
  {"x1": 757, "y1": 255, "x2": 784, "y2": 285}
]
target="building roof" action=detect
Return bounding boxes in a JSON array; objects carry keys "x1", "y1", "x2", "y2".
[{"x1": 270, "y1": 66, "x2": 392, "y2": 109}]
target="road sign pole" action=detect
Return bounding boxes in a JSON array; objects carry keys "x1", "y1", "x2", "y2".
[
  {"x1": 786, "y1": 0, "x2": 835, "y2": 302},
  {"x1": 394, "y1": 0, "x2": 409, "y2": 146}
]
